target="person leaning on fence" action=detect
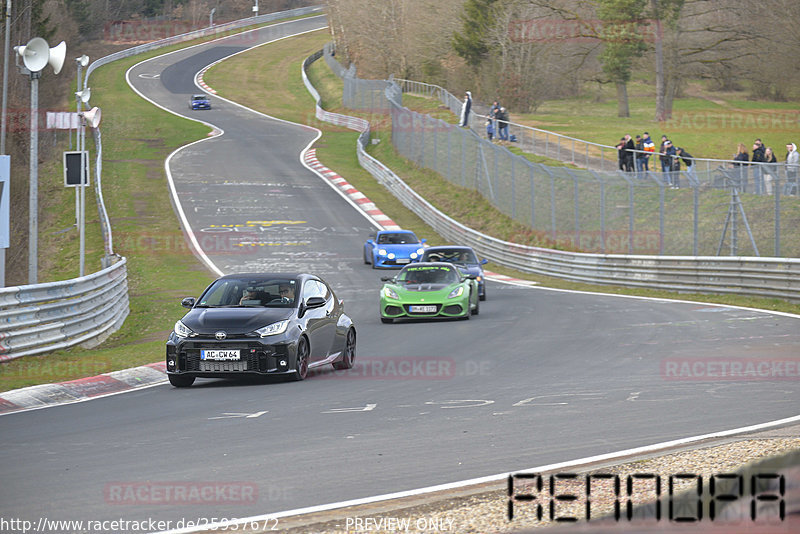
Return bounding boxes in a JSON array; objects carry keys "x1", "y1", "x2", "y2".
[
  {"x1": 786, "y1": 142, "x2": 799, "y2": 195},
  {"x1": 490, "y1": 101, "x2": 500, "y2": 133},
  {"x1": 751, "y1": 139, "x2": 766, "y2": 194},
  {"x1": 677, "y1": 147, "x2": 697, "y2": 185},
  {"x1": 733, "y1": 143, "x2": 750, "y2": 192},
  {"x1": 459, "y1": 91, "x2": 472, "y2": 127},
  {"x1": 762, "y1": 147, "x2": 778, "y2": 195},
  {"x1": 485, "y1": 118, "x2": 494, "y2": 141},
  {"x1": 659, "y1": 135, "x2": 671, "y2": 173}
]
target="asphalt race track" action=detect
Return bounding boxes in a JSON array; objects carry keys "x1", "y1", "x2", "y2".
[{"x1": 1, "y1": 15, "x2": 799, "y2": 529}]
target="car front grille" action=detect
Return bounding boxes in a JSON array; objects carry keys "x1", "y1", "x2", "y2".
[{"x1": 177, "y1": 341, "x2": 288, "y2": 373}]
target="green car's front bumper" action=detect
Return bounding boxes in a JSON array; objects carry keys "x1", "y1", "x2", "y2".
[{"x1": 379, "y1": 284, "x2": 474, "y2": 321}]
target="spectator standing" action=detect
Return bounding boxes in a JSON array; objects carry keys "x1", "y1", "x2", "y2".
[
  {"x1": 642, "y1": 132, "x2": 655, "y2": 172},
  {"x1": 733, "y1": 143, "x2": 749, "y2": 192},
  {"x1": 634, "y1": 135, "x2": 647, "y2": 177},
  {"x1": 786, "y1": 142, "x2": 799, "y2": 195},
  {"x1": 751, "y1": 139, "x2": 766, "y2": 194},
  {"x1": 659, "y1": 135, "x2": 671, "y2": 173},
  {"x1": 490, "y1": 101, "x2": 500, "y2": 134},
  {"x1": 664, "y1": 140, "x2": 678, "y2": 186},
  {"x1": 677, "y1": 147, "x2": 697, "y2": 185},
  {"x1": 485, "y1": 118, "x2": 494, "y2": 141},
  {"x1": 623, "y1": 134, "x2": 635, "y2": 172},
  {"x1": 616, "y1": 138, "x2": 626, "y2": 171},
  {"x1": 497, "y1": 107, "x2": 509, "y2": 141},
  {"x1": 459, "y1": 91, "x2": 472, "y2": 127},
  {"x1": 762, "y1": 147, "x2": 778, "y2": 195}
]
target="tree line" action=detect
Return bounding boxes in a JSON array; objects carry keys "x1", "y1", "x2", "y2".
[{"x1": 326, "y1": 0, "x2": 800, "y2": 118}]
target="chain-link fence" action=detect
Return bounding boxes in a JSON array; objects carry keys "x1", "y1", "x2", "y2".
[{"x1": 325, "y1": 48, "x2": 799, "y2": 257}]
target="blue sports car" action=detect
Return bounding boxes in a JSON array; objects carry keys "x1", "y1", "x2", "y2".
[
  {"x1": 189, "y1": 94, "x2": 211, "y2": 110},
  {"x1": 364, "y1": 230, "x2": 426, "y2": 269},
  {"x1": 420, "y1": 245, "x2": 489, "y2": 300}
]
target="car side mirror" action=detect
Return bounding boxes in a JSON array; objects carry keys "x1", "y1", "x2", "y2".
[
  {"x1": 380, "y1": 277, "x2": 393, "y2": 282},
  {"x1": 420, "y1": 238, "x2": 427, "y2": 244},
  {"x1": 466, "y1": 274, "x2": 477, "y2": 280},
  {"x1": 181, "y1": 297, "x2": 195, "y2": 309},
  {"x1": 304, "y1": 296, "x2": 326, "y2": 309},
  {"x1": 366, "y1": 239, "x2": 374, "y2": 244},
  {"x1": 480, "y1": 258, "x2": 489, "y2": 265}
]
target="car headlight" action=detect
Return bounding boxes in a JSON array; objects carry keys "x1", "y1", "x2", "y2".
[
  {"x1": 378, "y1": 249, "x2": 387, "y2": 256},
  {"x1": 387, "y1": 253, "x2": 396, "y2": 259},
  {"x1": 416, "y1": 248, "x2": 424, "y2": 255},
  {"x1": 476, "y1": 275, "x2": 483, "y2": 282},
  {"x1": 448, "y1": 286, "x2": 464, "y2": 299},
  {"x1": 174, "y1": 320, "x2": 195, "y2": 338},
  {"x1": 410, "y1": 252, "x2": 417, "y2": 259},
  {"x1": 383, "y1": 287, "x2": 399, "y2": 299},
  {"x1": 254, "y1": 320, "x2": 289, "y2": 337}
]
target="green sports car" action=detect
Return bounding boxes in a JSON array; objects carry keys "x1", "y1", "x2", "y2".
[{"x1": 379, "y1": 262, "x2": 479, "y2": 323}]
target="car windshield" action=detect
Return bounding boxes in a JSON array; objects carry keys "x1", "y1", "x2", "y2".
[
  {"x1": 423, "y1": 249, "x2": 478, "y2": 264},
  {"x1": 196, "y1": 278, "x2": 297, "y2": 308},
  {"x1": 397, "y1": 265, "x2": 459, "y2": 285},
  {"x1": 377, "y1": 232, "x2": 419, "y2": 245},
  {"x1": 192, "y1": 95, "x2": 206, "y2": 101}
]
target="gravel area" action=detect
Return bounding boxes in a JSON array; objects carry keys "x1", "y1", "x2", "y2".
[{"x1": 260, "y1": 432, "x2": 799, "y2": 534}]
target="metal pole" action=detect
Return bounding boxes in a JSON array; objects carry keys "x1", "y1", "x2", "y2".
[
  {"x1": 28, "y1": 72, "x2": 39, "y2": 284},
  {"x1": 1, "y1": 0, "x2": 11, "y2": 154},
  {"x1": 79, "y1": 114, "x2": 85, "y2": 276}
]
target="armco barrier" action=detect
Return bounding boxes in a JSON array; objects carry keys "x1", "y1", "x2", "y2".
[
  {"x1": 0, "y1": 257, "x2": 130, "y2": 361},
  {"x1": 303, "y1": 48, "x2": 800, "y2": 302}
]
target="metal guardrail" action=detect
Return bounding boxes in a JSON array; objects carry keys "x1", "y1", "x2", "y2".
[
  {"x1": 0, "y1": 258, "x2": 130, "y2": 361},
  {"x1": 0, "y1": 7, "x2": 324, "y2": 363},
  {"x1": 303, "y1": 48, "x2": 800, "y2": 302}
]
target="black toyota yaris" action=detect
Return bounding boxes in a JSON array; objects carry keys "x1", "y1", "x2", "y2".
[{"x1": 165, "y1": 273, "x2": 356, "y2": 387}]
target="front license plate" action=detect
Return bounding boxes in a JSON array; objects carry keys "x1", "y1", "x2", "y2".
[
  {"x1": 396, "y1": 258, "x2": 410, "y2": 264},
  {"x1": 410, "y1": 305, "x2": 437, "y2": 313},
  {"x1": 201, "y1": 349, "x2": 240, "y2": 361}
]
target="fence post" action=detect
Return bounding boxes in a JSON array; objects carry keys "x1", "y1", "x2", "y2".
[
  {"x1": 511, "y1": 155, "x2": 516, "y2": 220},
  {"x1": 530, "y1": 164, "x2": 535, "y2": 228}
]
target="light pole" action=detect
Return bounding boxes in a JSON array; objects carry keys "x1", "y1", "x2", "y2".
[
  {"x1": 210, "y1": 7, "x2": 216, "y2": 28},
  {"x1": 15, "y1": 37, "x2": 65, "y2": 283},
  {"x1": 75, "y1": 55, "x2": 89, "y2": 275},
  {"x1": 253, "y1": 0, "x2": 258, "y2": 17}
]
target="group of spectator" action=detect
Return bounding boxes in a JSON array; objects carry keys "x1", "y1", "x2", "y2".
[
  {"x1": 615, "y1": 133, "x2": 800, "y2": 195},
  {"x1": 732, "y1": 139, "x2": 798, "y2": 195},
  {"x1": 486, "y1": 101, "x2": 510, "y2": 142},
  {"x1": 616, "y1": 132, "x2": 695, "y2": 187}
]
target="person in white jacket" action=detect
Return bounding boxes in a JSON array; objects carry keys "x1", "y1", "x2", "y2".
[
  {"x1": 459, "y1": 91, "x2": 472, "y2": 127},
  {"x1": 785, "y1": 142, "x2": 799, "y2": 195}
]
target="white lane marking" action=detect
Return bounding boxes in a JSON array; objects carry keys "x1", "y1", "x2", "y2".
[
  {"x1": 322, "y1": 404, "x2": 376, "y2": 413},
  {"x1": 208, "y1": 411, "x2": 268, "y2": 420},
  {"x1": 425, "y1": 400, "x2": 495, "y2": 409},
  {"x1": 138, "y1": 73, "x2": 160, "y2": 79}
]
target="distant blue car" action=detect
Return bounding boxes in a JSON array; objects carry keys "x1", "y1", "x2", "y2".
[
  {"x1": 363, "y1": 230, "x2": 426, "y2": 269},
  {"x1": 420, "y1": 245, "x2": 489, "y2": 300},
  {"x1": 189, "y1": 94, "x2": 211, "y2": 110}
]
